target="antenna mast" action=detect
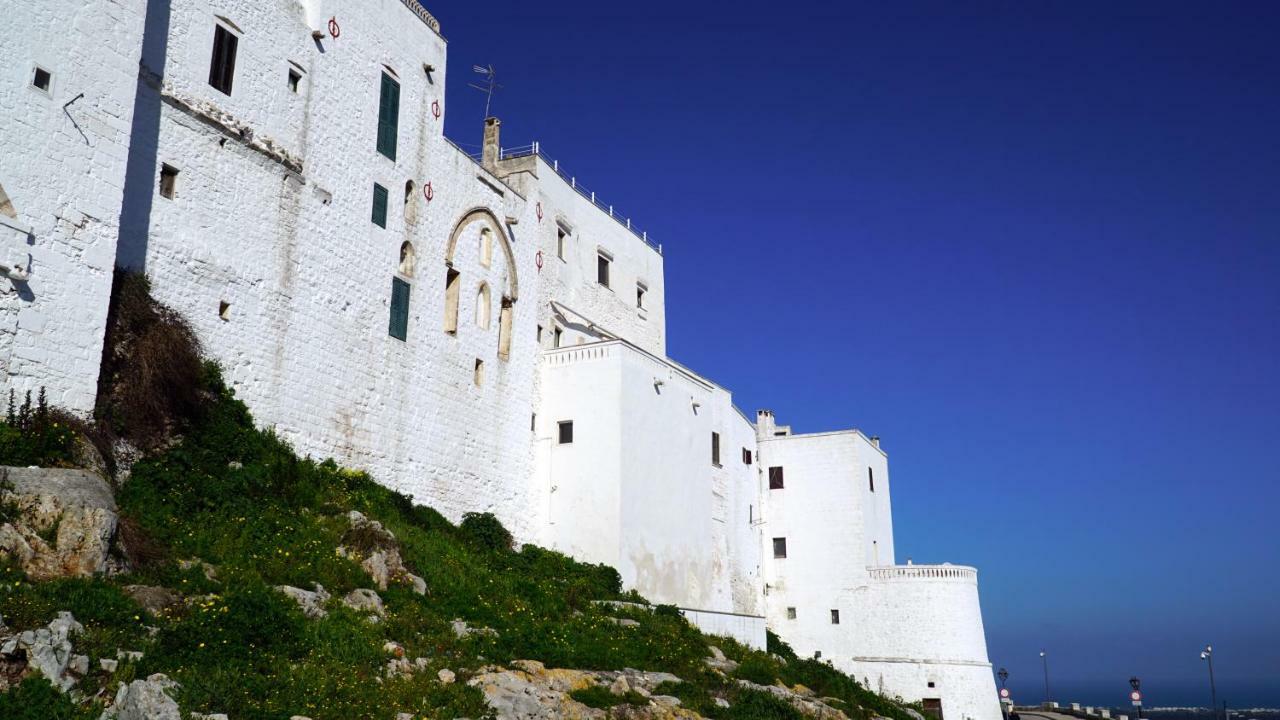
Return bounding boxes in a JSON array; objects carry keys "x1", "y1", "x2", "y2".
[{"x1": 468, "y1": 64, "x2": 502, "y2": 118}]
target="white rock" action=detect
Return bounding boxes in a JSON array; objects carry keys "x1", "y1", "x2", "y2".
[
  {"x1": 438, "y1": 668, "x2": 456, "y2": 684},
  {"x1": 100, "y1": 658, "x2": 119, "y2": 672},
  {"x1": 343, "y1": 588, "x2": 384, "y2": 616},
  {"x1": 0, "y1": 468, "x2": 117, "y2": 580},
  {"x1": 276, "y1": 584, "x2": 331, "y2": 619},
  {"x1": 101, "y1": 674, "x2": 181, "y2": 720}
]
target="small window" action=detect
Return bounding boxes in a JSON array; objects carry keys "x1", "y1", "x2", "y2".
[
  {"x1": 928, "y1": 682, "x2": 936, "y2": 689},
  {"x1": 531, "y1": 413, "x2": 537, "y2": 432},
  {"x1": 31, "y1": 66, "x2": 52, "y2": 93},
  {"x1": 473, "y1": 358, "x2": 485, "y2": 386},
  {"x1": 711, "y1": 432, "x2": 721, "y2": 466},
  {"x1": 868, "y1": 467, "x2": 875, "y2": 493},
  {"x1": 388, "y1": 277, "x2": 410, "y2": 341},
  {"x1": 537, "y1": 325, "x2": 544, "y2": 344},
  {"x1": 786, "y1": 607, "x2": 796, "y2": 620},
  {"x1": 558, "y1": 421, "x2": 574, "y2": 445},
  {"x1": 443, "y1": 268, "x2": 460, "y2": 334},
  {"x1": 772, "y1": 537, "x2": 787, "y2": 559},
  {"x1": 553, "y1": 326, "x2": 563, "y2": 348},
  {"x1": 159, "y1": 164, "x2": 179, "y2": 199},
  {"x1": 218, "y1": 300, "x2": 231, "y2": 321},
  {"x1": 398, "y1": 241, "x2": 415, "y2": 278},
  {"x1": 636, "y1": 283, "x2": 647, "y2": 309},
  {"x1": 814, "y1": 651, "x2": 822, "y2": 660},
  {"x1": 556, "y1": 228, "x2": 567, "y2": 260},
  {"x1": 480, "y1": 228, "x2": 493, "y2": 267},
  {"x1": 742, "y1": 448, "x2": 752, "y2": 465},
  {"x1": 830, "y1": 609, "x2": 840, "y2": 625},
  {"x1": 287, "y1": 67, "x2": 302, "y2": 93},
  {"x1": 597, "y1": 252, "x2": 610, "y2": 287},
  {"x1": 768, "y1": 466, "x2": 784, "y2": 489},
  {"x1": 208, "y1": 24, "x2": 238, "y2": 95},
  {"x1": 475, "y1": 283, "x2": 491, "y2": 329},
  {"x1": 371, "y1": 183, "x2": 388, "y2": 227},
  {"x1": 376, "y1": 71, "x2": 401, "y2": 160}
]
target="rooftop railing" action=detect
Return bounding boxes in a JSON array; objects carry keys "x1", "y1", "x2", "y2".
[
  {"x1": 868, "y1": 564, "x2": 978, "y2": 581},
  {"x1": 473, "y1": 142, "x2": 661, "y2": 254}
]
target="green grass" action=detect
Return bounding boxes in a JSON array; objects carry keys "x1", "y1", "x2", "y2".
[{"x1": 0, "y1": 369, "x2": 918, "y2": 720}]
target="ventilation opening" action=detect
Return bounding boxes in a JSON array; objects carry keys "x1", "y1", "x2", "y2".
[
  {"x1": 31, "y1": 66, "x2": 52, "y2": 93},
  {"x1": 159, "y1": 164, "x2": 179, "y2": 199},
  {"x1": 218, "y1": 301, "x2": 230, "y2": 321},
  {"x1": 443, "y1": 268, "x2": 460, "y2": 334},
  {"x1": 473, "y1": 358, "x2": 485, "y2": 386}
]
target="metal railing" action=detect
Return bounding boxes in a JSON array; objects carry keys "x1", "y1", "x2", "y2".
[
  {"x1": 472, "y1": 142, "x2": 661, "y2": 253},
  {"x1": 868, "y1": 564, "x2": 978, "y2": 581}
]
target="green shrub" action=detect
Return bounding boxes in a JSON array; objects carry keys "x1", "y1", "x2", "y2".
[
  {"x1": 459, "y1": 511, "x2": 514, "y2": 552},
  {"x1": 766, "y1": 629, "x2": 796, "y2": 661},
  {"x1": 735, "y1": 654, "x2": 781, "y2": 686},
  {"x1": 726, "y1": 687, "x2": 805, "y2": 720},
  {"x1": 0, "y1": 676, "x2": 96, "y2": 720},
  {"x1": 569, "y1": 684, "x2": 649, "y2": 709},
  {"x1": 0, "y1": 389, "x2": 77, "y2": 467}
]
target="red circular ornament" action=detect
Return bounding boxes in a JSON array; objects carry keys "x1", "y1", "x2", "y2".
[
  {"x1": 424, "y1": 182, "x2": 434, "y2": 202},
  {"x1": 327, "y1": 16, "x2": 340, "y2": 39},
  {"x1": 431, "y1": 100, "x2": 441, "y2": 120},
  {"x1": 535, "y1": 250, "x2": 544, "y2": 271},
  {"x1": 535, "y1": 202, "x2": 543, "y2": 222}
]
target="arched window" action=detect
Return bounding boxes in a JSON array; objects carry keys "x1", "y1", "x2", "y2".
[
  {"x1": 398, "y1": 241, "x2": 415, "y2": 278},
  {"x1": 475, "y1": 283, "x2": 491, "y2": 329},
  {"x1": 479, "y1": 228, "x2": 493, "y2": 268}
]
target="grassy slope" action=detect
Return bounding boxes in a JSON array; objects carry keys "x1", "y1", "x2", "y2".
[{"x1": 0, "y1": 374, "x2": 919, "y2": 720}]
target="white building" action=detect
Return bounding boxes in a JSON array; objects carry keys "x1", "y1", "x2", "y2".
[{"x1": 1, "y1": 2, "x2": 999, "y2": 719}]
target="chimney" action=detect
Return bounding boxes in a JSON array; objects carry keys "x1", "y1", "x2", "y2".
[
  {"x1": 756, "y1": 410, "x2": 775, "y2": 441},
  {"x1": 870, "y1": 436, "x2": 881, "y2": 449},
  {"x1": 482, "y1": 117, "x2": 501, "y2": 169}
]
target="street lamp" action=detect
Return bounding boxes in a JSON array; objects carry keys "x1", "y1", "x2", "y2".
[
  {"x1": 1130, "y1": 676, "x2": 1142, "y2": 720},
  {"x1": 1040, "y1": 650, "x2": 1052, "y2": 705},
  {"x1": 1201, "y1": 645, "x2": 1218, "y2": 720},
  {"x1": 998, "y1": 669, "x2": 1010, "y2": 720}
]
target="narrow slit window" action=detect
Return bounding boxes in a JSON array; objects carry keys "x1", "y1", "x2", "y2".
[
  {"x1": 742, "y1": 448, "x2": 752, "y2": 465},
  {"x1": 768, "y1": 466, "x2": 784, "y2": 489},
  {"x1": 388, "y1": 277, "x2": 410, "y2": 341},
  {"x1": 553, "y1": 326, "x2": 563, "y2": 348},
  {"x1": 376, "y1": 71, "x2": 401, "y2": 160},
  {"x1": 597, "y1": 252, "x2": 610, "y2": 288},
  {"x1": 711, "y1": 432, "x2": 721, "y2": 466},
  {"x1": 558, "y1": 421, "x2": 574, "y2": 445},
  {"x1": 772, "y1": 537, "x2": 787, "y2": 559},
  {"x1": 868, "y1": 467, "x2": 875, "y2": 493},
  {"x1": 498, "y1": 297, "x2": 513, "y2": 360},
  {"x1": 208, "y1": 24, "x2": 238, "y2": 95},
  {"x1": 443, "y1": 268, "x2": 460, "y2": 334},
  {"x1": 830, "y1": 609, "x2": 840, "y2": 625},
  {"x1": 557, "y1": 227, "x2": 567, "y2": 260},
  {"x1": 371, "y1": 183, "x2": 389, "y2": 227},
  {"x1": 159, "y1": 164, "x2": 179, "y2": 199},
  {"x1": 537, "y1": 325, "x2": 544, "y2": 344},
  {"x1": 287, "y1": 67, "x2": 301, "y2": 93},
  {"x1": 636, "y1": 283, "x2": 647, "y2": 309},
  {"x1": 473, "y1": 358, "x2": 485, "y2": 386}
]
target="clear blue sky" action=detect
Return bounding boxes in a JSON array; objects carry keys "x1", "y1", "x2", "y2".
[{"x1": 432, "y1": 1, "x2": 1280, "y2": 707}]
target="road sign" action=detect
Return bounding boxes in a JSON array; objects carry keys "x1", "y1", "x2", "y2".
[
  {"x1": 1131, "y1": 690, "x2": 1142, "y2": 706},
  {"x1": 1000, "y1": 689, "x2": 1011, "y2": 699}
]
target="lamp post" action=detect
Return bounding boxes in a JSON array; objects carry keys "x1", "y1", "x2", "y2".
[
  {"x1": 1040, "y1": 650, "x2": 1051, "y2": 705},
  {"x1": 1201, "y1": 646, "x2": 1218, "y2": 720},
  {"x1": 1130, "y1": 676, "x2": 1142, "y2": 720},
  {"x1": 999, "y1": 668, "x2": 1010, "y2": 720}
]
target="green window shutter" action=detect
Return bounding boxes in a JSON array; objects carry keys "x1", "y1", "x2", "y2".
[
  {"x1": 389, "y1": 277, "x2": 410, "y2": 341},
  {"x1": 376, "y1": 72, "x2": 400, "y2": 160},
  {"x1": 372, "y1": 183, "x2": 388, "y2": 227}
]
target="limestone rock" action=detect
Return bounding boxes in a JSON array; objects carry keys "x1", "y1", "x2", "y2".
[
  {"x1": 343, "y1": 588, "x2": 385, "y2": 616},
  {"x1": 338, "y1": 511, "x2": 424, "y2": 593},
  {"x1": 469, "y1": 663, "x2": 700, "y2": 720},
  {"x1": 101, "y1": 673, "x2": 181, "y2": 720},
  {"x1": 0, "y1": 611, "x2": 84, "y2": 692},
  {"x1": 438, "y1": 668, "x2": 456, "y2": 684},
  {"x1": 191, "y1": 714, "x2": 230, "y2": 720},
  {"x1": 176, "y1": 557, "x2": 218, "y2": 582},
  {"x1": 703, "y1": 645, "x2": 738, "y2": 673},
  {"x1": 124, "y1": 585, "x2": 180, "y2": 616},
  {"x1": 101, "y1": 658, "x2": 119, "y2": 673},
  {"x1": 276, "y1": 584, "x2": 331, "y2": 619},
  {"x1": 452, "y1": 619, "x2": 499, "y2": 639},
  {"x1": 0, "y1": 467, "x2": 117, "y2": 579},
  {"x1": 607, "y1": 617, "x2": 640, "y2": 628},
  {"x1": 735, "y1": 678, "x2": 851, "y2": 720}
]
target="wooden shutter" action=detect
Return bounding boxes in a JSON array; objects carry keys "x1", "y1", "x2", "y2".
[
  {"x1": 376, "y1": 72, "x2": 400, "y2": 160},
  {"x1": 208, "y1": 26, "x2": 238, "y2": 95},
  {"x1": 371, "y1": 183, "x2": 388, "y2": 227},
  {"x1": 389, "y1": 277, "x2": 410, "y2": 341}
]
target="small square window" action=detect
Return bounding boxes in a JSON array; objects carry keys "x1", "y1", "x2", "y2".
[
  {"x1": 742, "y1": 448, "x2": 752, "y2": 465},
  {"x1": 786, "y1": 607, "x2": 796, "y2": 620},
  {"x1": 830, "y1": 609, "x2": 840, "y2": 624},
  {"x1": 372, "y1": 183, "x2": 389, "y2": 227},
  {"x1": 558, "y1": 420, "x2": 574, "y2": 445},
  {"x1": 768, "y1": 466, "x2": 784, "y2": 489},
  {"x1": 772, "y1": 537, "x2": 787, "y2": 559},
  {"x1": 287, "y1": 67, "x2": 302, "y2": 93},
  {"x1": 814, "y1": 651, "x2": 822, "y2": 660},
  {"x1": 597, "y1": 252, "x2": 610, "y2": 287},
  {"x1": 159, "y1": 164, "x2": 179, "y2": 199},
  {"x1": 927, "y1": 681, "x2": 936, "y2": 689},
  {"x1": 31, "y1": 66, "x2": 52, "y2": 93}
]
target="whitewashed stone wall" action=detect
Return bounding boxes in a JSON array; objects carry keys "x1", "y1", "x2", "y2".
[{"x1": 0, "y1": 0, "x2": 146, "y2": 413}]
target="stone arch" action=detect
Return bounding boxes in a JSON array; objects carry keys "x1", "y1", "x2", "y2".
[
  {"x1": 444, "y1": 207, "x2": 518, "y2": 301},
  {"x1": 398, "y1": 241, "x2": 415, "y2": 278}
]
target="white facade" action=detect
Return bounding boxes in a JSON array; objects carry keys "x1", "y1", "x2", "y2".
[{"x1": 2, "y1": 2, "x2": 996, "y2": 719}]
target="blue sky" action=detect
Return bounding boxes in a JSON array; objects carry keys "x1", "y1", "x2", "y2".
[{"x1": 433, "y1": 1, "x2": 1280, "y2": 706}]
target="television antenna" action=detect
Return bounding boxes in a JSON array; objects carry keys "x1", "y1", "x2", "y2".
[{"x1": 469, "y1": 64, "x2": 502, "y2": 118}]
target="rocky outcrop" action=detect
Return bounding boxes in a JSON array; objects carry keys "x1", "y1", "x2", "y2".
[
  {"x1": 0, "y1": 466, "x2": 118, "y2": 579},
  {"x1": 469, "y1": 661, "x2": 692, "y2": 720},
  {"x1": 0, "y1": 611, "x2": 85, "y2": 692},
  {"x1": 276, "y1": 584, "x2": 332, "y2": 619},
  {"x1": 100, "y1": 673, "x2": 182, "y2": 720},
  {"x1": 734, "y1": 678, "x2": 854, "y2": 719},
  {"x1": 337, "y1": 511, "x2": 426, "y2": 594}
]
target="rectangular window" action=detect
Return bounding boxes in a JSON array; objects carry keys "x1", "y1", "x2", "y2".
[
  {"x1": 597, "y1": 252, "x2": 610, "y2": 287},
  {"x1": 531, "y1": 413, "x2": 536, "y2": 431},
  {"x1": 443, "y1": 268, "x2": 460, "y2": 334},
  {"x1": 536, "y1": 325, "x2": 544, "y2": 344},
  {"x1": 473, "y1": 358, "x2": 485, "y2": 386},
  {"x1": 742, "y1": 448, "x2": 752, "y2": 465},
  {"x1": 558, "y1": 420, "x2": 574, "y2": 445},
  {"x1": 388, "y1": 277, "x2": 410, "y2": 341},
  {"x1": 830, "y1": 609, "x2": 840, "y2": 624},
  {"x1": 768, "y1": 466, "x2": 784, "y2": 489},
  {"x1": 376, "y1": 71, "x2": 401, "y2": 160},
  {"x1": 868, "y1": 467, "x2": 875, "y2": 493},
  {"x1": 208, "y1": 25, "x2": 238, "y2": 95},
  {"x1": 786, "y1": 607, "x2": 796, "y2": 620},
  {"x1": 159, "y1": 164, "x2": 179, "y2": 199},
  {"x1": 287, "y1": 67, "x2": 302, "y2": 93},
  {"x1": 371, "y1": 183, "x2": 388, "y2": 227},
  {"x1": 31, "y1": 66, "x2": 52, "y2": 93},
  {"x1": 557, "y1": 228, "x2": 567, "y2": 260},
  {"x1": 553, "y1": 326, "x2": 563, "y2": 348},
  {"x1": 772, "y1": 537, "x2": 787, "y2": 559},
  {"x1": 636, "y1": 283, "x2": 647, "y2": 309},
  {"x1": 711, "y1": 432, "x2": 721, "y2": 466}
]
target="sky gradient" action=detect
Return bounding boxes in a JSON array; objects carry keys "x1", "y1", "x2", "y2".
[{"x1": 432, "y1": 0, "x2": 1280, "y2": 707}]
